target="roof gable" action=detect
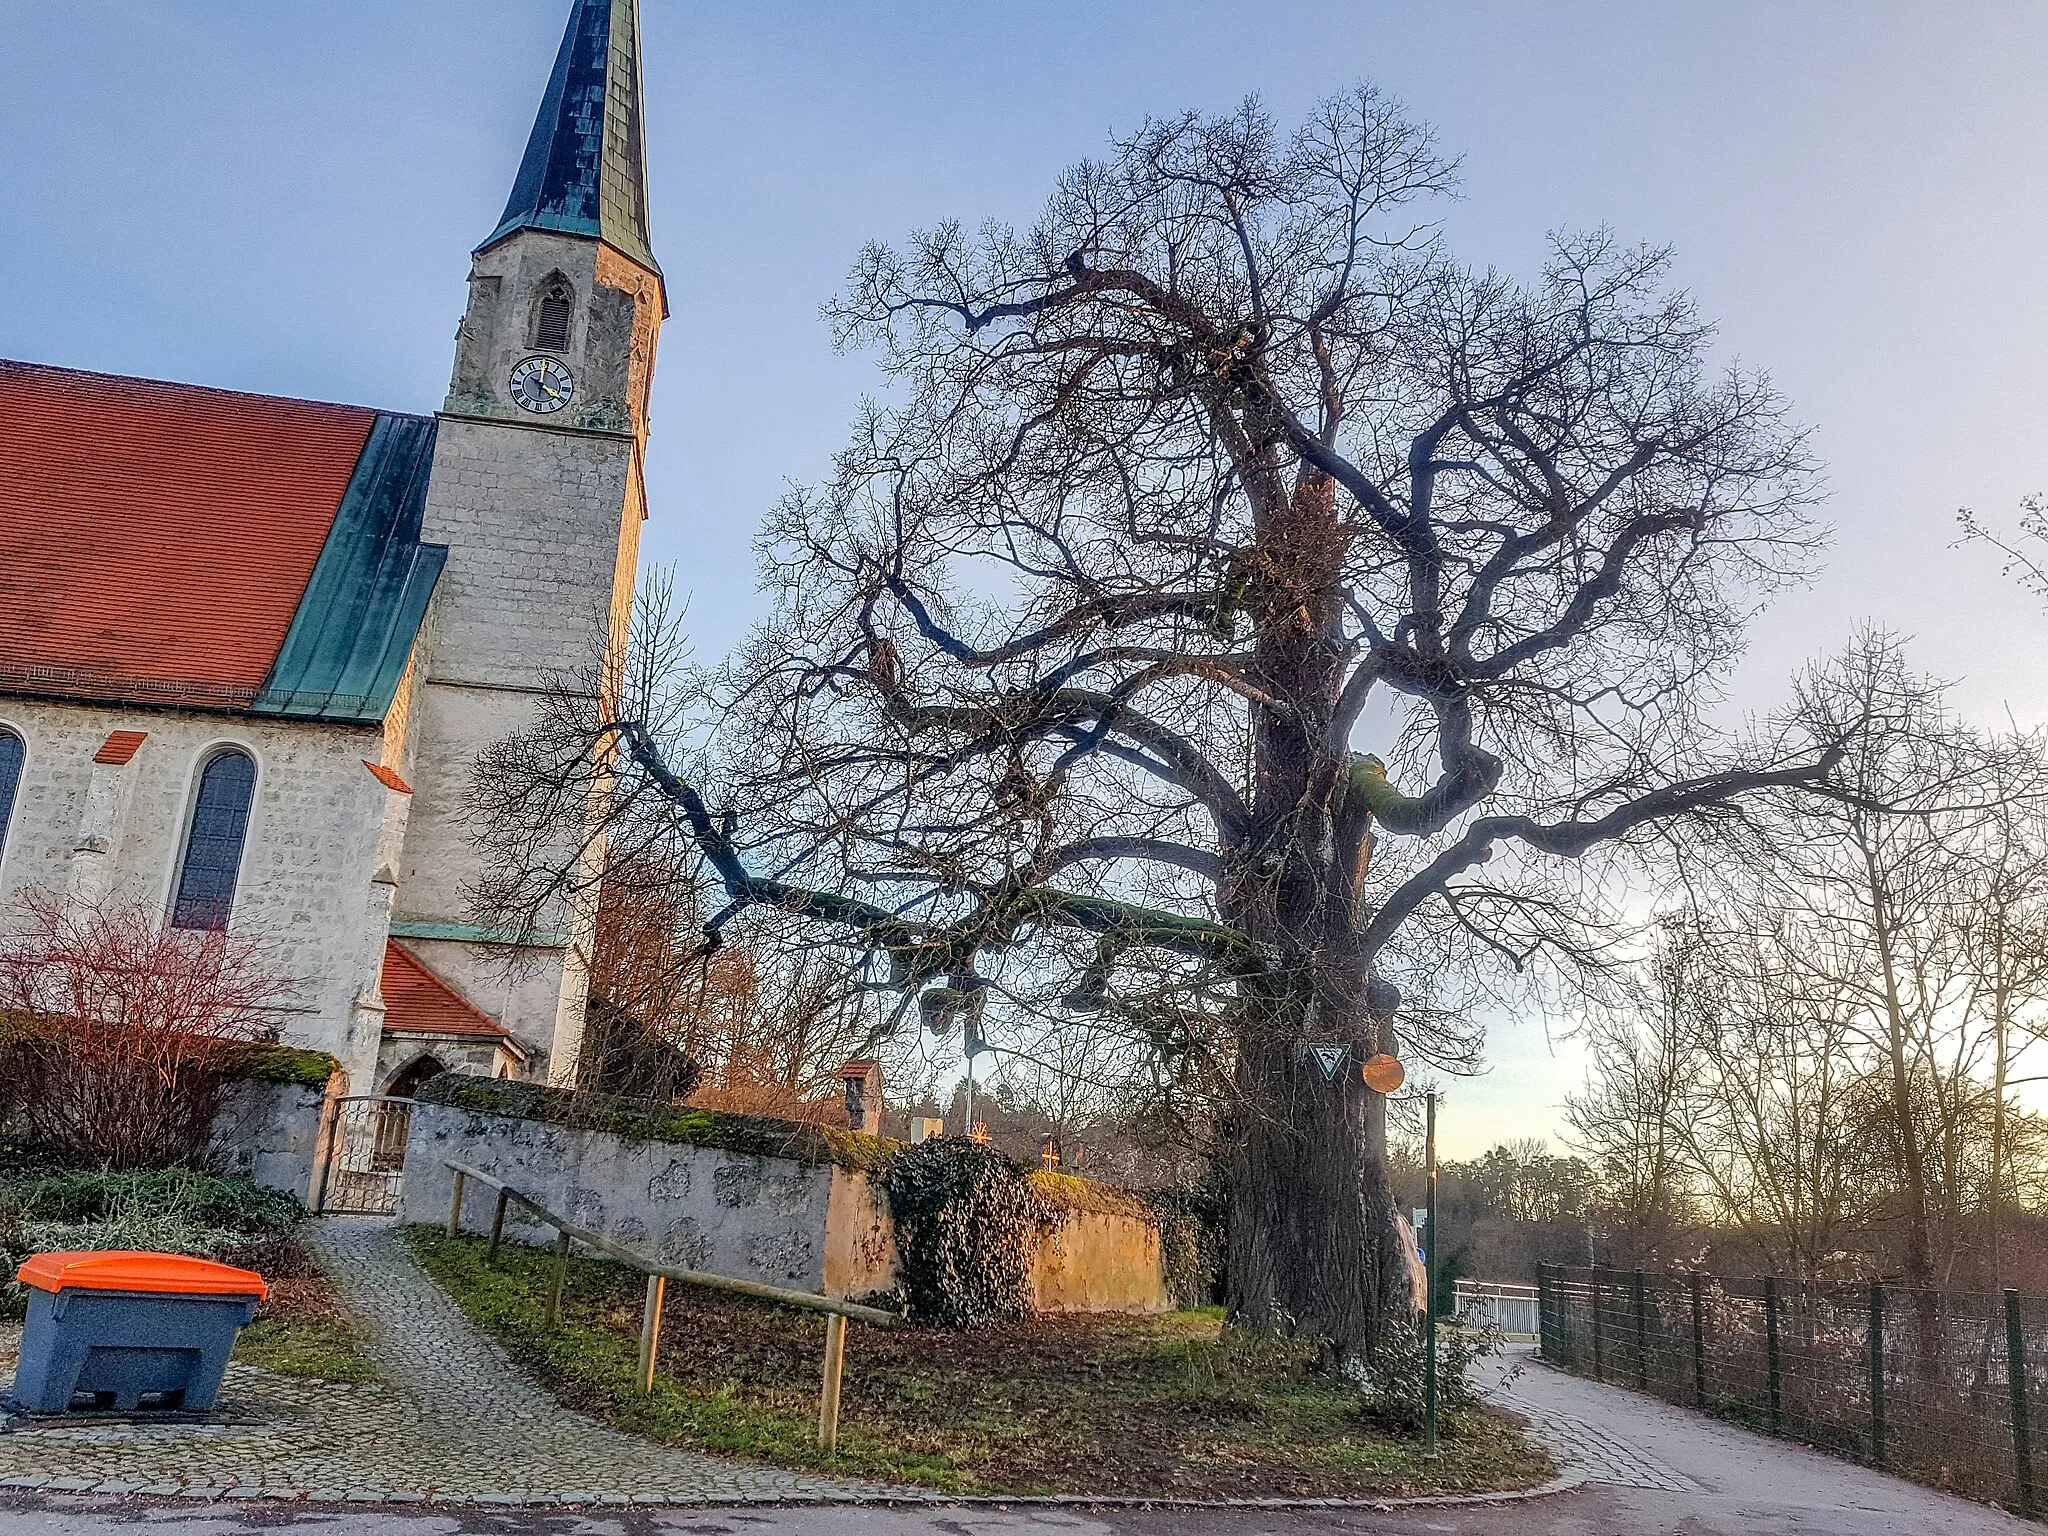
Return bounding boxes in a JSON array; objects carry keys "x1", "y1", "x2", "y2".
[{"x1": 380, "y1": 940, "x2": 521, "y2": 1047}]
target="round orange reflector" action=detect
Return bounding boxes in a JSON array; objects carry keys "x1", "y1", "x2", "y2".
[{"x1": 1360, "y1": 1053, "x2": 1406, "y2": 1094}]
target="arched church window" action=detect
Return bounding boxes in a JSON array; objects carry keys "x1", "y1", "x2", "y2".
[
  {"x1": 534, "y1": 278, "x2": 574, "y2": 352},
  {"x1": 0, "y1": 728, "x2": 22, "y2": 859},
  {"x1": 169, "y1": 748, "x2": 256, "y2": 932}
]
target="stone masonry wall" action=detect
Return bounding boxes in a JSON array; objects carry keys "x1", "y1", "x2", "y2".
[
  {"x1": 401, "y1": 1101, "x2": 844, "y2": 1291},
  {"x1": 399, "y1": 1099, "x2": 1172, "y2": 1313},
  {"x1": 207, "y1": 1076, "x2": 340, "y2": 1206},
  {"x1": 0, "y1": 699, "x2": 399, "y2": 1087}
]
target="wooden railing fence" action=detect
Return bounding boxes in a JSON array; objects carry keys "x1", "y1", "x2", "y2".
[{"x1": 443, "y1": 1160, "x2": 898, "y2": 1452}]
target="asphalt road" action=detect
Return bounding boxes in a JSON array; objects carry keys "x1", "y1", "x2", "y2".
[{"x1": 0, "y1": 1347, "x2": 2034, "y2": 1534}]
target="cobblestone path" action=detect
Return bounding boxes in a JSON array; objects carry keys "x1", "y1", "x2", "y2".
[{"x1": 0, "y1": 1216, "x2": 885, "y2": 1504}]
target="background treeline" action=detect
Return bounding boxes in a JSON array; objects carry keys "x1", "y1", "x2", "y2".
[{"x1": 1416, "y1": 635, "x2": 2048, "y2": 1295}]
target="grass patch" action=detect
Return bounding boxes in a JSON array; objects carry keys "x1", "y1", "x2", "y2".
[
  {"x1": 233, "y1": 1309, "x2": 376, "y2": 1383},
  {"x1": 407, "y1": 1227, "x2": 1551, "y2": 1498}
]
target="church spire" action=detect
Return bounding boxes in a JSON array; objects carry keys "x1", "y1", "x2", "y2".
[{"x1": 479, "y1": 0, "x2": 657, "y2": 274}]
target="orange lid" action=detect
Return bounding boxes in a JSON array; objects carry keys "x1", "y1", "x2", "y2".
[{"x1": 17, "y1": 1250, "x2": 268, "y2": 1300}]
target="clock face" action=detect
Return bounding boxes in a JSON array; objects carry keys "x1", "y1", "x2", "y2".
[{"x1": 510, "y1": 355, "x2": 575, "y2": 414}]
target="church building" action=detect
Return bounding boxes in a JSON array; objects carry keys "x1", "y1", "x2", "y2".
[{"x1": 0, "y1": 0, "x2": 664, "y2": 1095}]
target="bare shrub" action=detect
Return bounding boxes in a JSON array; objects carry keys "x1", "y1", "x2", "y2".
[{"x1": 0, "y1": 890, "x2": 294, "y2": 1169}]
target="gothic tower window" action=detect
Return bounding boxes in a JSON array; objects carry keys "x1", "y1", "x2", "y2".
[
  {"x1": 533, "y1": 276, "x2": 574, "y2": 352},
  {"x1": 170, "y1": 748, "x2": 256, "y2": 932},
  {"x1": 0, "y1": 728, "x2": 22, "y2": 859}
]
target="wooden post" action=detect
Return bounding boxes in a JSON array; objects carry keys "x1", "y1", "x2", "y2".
[
  {"x1": 1764, "y1": 1276, "x2": 1782, "y2": 1433},
  {"x1": 1632, "y1": 1268, "x2": 1649, "y2": 1390},
  {"x1": 2008, "y1": 1288, "x2": 2035, "y2": 1516},
  {"x1": 1690, "y1": 1271, "x2": 1707, "y2": 1409},
  {"x1": 446, "y1": 1169, "x2": 467, "y2": 1238},
  {"x1": 639, "y1": 1274, "x2": 668, "y2": 1394},
  {"x1": 818, "y1": 1313, "x2": 848, "y2": 1454},
  {"x1": 487, "y1": 1189, "x2": 510, "y2": 1265},
  {"x1": 545, "y1": 1229, "x2": 571, "y2": 1328},
  {"x1": 1867, "y1": 1281, "x2": 1885, "y2": 1465}
]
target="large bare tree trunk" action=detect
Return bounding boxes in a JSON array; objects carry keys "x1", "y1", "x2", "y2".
[{"x1": 1223, "y1": 966, "x2": 1411, "y2": 1360}]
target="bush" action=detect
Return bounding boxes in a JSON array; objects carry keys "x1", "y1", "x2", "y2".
[
  {"x1": 0, "y1": 1170, "x2": 302, "y2": 1274},
  {"x1": 885, "y1": 1138, "x2": 1050, "y2": 1327},
  {"x1": 0, "y1": 892, "x2": 295, "y2": 1169},
  {"x1": 1349, "y1": 1311, "x2": 1505, "y2": 1434}
]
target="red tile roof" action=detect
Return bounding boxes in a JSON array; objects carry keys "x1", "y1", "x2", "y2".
[
  {"x1": 0, "y1": 360, "x2": 376, "y2": 709},
  {"x1": 379, "y1": 940, "x2": 521, "y2": 1047},
  {"x1": 363, "y1": 760, "x2": 413, "y2": 795},
  {"x1": 92, "y1": 730, "x2": 149, "y2": 765}
]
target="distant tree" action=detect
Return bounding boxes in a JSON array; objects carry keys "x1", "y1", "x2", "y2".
[{"x1": 469, "y1": 91, "x2": 1870, "y2": 1361}]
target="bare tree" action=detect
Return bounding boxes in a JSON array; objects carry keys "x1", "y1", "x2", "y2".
[
  {"x1": 1566, "y1": 921, "x2": 1704, "y2": 1265},
  {"x1": 469, "y1": 91, "x2": 1870, "y2": 1358}
]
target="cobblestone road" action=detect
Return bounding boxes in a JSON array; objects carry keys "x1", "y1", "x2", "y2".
[{"x1": 0, "y1": 1216, "x2": 884, "y2": 1504}]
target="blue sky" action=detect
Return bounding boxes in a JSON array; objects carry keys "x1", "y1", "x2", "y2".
[{"x1": 7, "y1": 1, "x2": 2048, "y2": 1154}]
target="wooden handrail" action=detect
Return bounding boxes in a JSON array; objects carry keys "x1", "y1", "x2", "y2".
[
  {"x1": 442, "y1": 1159, "x2": 895, "y2": 1452},
  {"x1": 444, "y1": 1161, "x2": 898, "y2": 1326}
]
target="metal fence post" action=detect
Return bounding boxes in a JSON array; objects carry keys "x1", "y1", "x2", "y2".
[
  {"x1": 1592, "y1": 1266, "x2": 1606, "y2": 1383},
  {"x1": 818, "y1": 1312, "x2": 848, "y2": 1453},
  {"x1": 1691, "y1": 1270, "x2": 1707, "y2": 1408},
  {"x1": 1764, "y1": 1276, "x2": 1782, "y2": 1434},
  {"x1": 1632, "y1": 1268, "x2": 1650, "y2": 1390},
  {"x1": 1537, "y1": 1265, "x2": 1553, "y2": 1361},
  {"x1": 638, "y1": 1274, "x2": 667, "y2": 1394},
  {"x1": 446, "y1": 1169, "x2": 467, "y2": 1238},
  {"x1": 544, "y1": 1229, "x2": 571, "y2": 1328},
  {"x1": 487, "y1": 1189, "x2": 510, "y2": 1266},
  {"x1": 1868, "y1": 1281, "x2": 1885, "y2": 1466},
  {"x1": 2008, "y1": 1288, "x2": 2035, "y2": 1516}
]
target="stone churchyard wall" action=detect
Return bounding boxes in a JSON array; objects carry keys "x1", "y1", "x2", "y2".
[
  {"x1": 1026, "y1": 1174, "x2": 1175, "y2": 1315},
  {"x1": 397, "y1": 1075, "x2": 1172, "y2": 1313},
  {"x1": 206, "y1": 1049, "x2": 346, "y2": 1204},
  {"x1": 398, "y1": 1079, "x2": 895, "y2": 1296}
]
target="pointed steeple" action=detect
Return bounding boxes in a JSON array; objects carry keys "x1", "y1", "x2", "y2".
[{"x1": 479, "y1": 0, "x2": 657, "y2": 274}]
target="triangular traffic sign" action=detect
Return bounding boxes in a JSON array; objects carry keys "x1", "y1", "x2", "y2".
[{"x1": 1304, "y1": 1043, "x2": 1348, "y2": 1083}]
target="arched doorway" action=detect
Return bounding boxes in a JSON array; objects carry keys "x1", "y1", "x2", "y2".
[{"x1": 385, "y1": 1054, "x2": 447, "y2": 1099}]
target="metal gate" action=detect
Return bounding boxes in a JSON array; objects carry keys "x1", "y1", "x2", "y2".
[{"x1": 313, "y1": 1095, "x2": 414, "y2": 1215}]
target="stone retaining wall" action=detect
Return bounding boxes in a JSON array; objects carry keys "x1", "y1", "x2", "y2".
[
  {"x1": 208, "y1": 1075, "x2": 338, "y2": 1205},
  {"x1": 396, "y1": 1094, "x2": 1172, "y2": 1313}
]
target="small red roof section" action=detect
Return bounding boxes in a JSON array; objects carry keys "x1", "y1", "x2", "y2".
[
  {"x1": 0, "y1": 360, "x2": 375, "y2": 709},
  {"x1": 380, "y1": 940, "x2": 521, "y2": 1049},
  {"x1": 18, "y1": 1250, "x2": 267, "y2": 1299},
  {"x1": 363, "y1": 760, "x2": 413, "y2": 795},
  {"x1": 93, "y1": 730, "x2": 149, "y2": 766}
]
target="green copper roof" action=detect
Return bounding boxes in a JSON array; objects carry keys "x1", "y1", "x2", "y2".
[
  {"x1": 253, "y1": 414, "x2": 446, "y2": 725},
  {"x1": 479, "y1": 0, "x2": 658, "y2": 273}
]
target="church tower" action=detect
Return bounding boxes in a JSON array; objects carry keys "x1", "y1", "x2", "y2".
[{"x1": 392, "y1": 0, "x2": 665, "y2": 1085}]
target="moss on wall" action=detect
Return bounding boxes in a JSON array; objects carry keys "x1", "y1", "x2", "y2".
[{"x1": 412, "y1": 1073, "x2": 899, "y2": 1172}]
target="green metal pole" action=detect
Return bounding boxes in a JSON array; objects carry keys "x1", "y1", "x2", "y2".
[
  {"x1": 1632, "y1": 1268, "x2": 1649, "y2": 1390},
  {"x1": 1691, "y1": 1270, "x2": 1707, "y2": 1408},
  {"x1": 1868, "y1": 1281, "x2": 1884, "y2": 1466},
  {"x1": 2008, "y1": 1288, "x2": 2034, "y2": 1516},
  {"x1": 1764, "y1": 1276, "x2": 1782, "y2": 1434},
  {"x1": 1424, "y1": 1088, "x2": 1439, "y2": 1462},
  {"x1": 1592, "y1": 1266, "x2": 1605, "y2": 1383}
]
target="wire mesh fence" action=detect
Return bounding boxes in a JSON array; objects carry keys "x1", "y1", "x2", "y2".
[{"x1": 1538, "y1": 1263, "x2": 2045, "y2": 1515}]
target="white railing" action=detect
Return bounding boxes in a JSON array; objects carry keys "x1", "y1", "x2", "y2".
[{"x1": 1455, "y1": 1279, "x2": 1541, "y2": 1339}]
